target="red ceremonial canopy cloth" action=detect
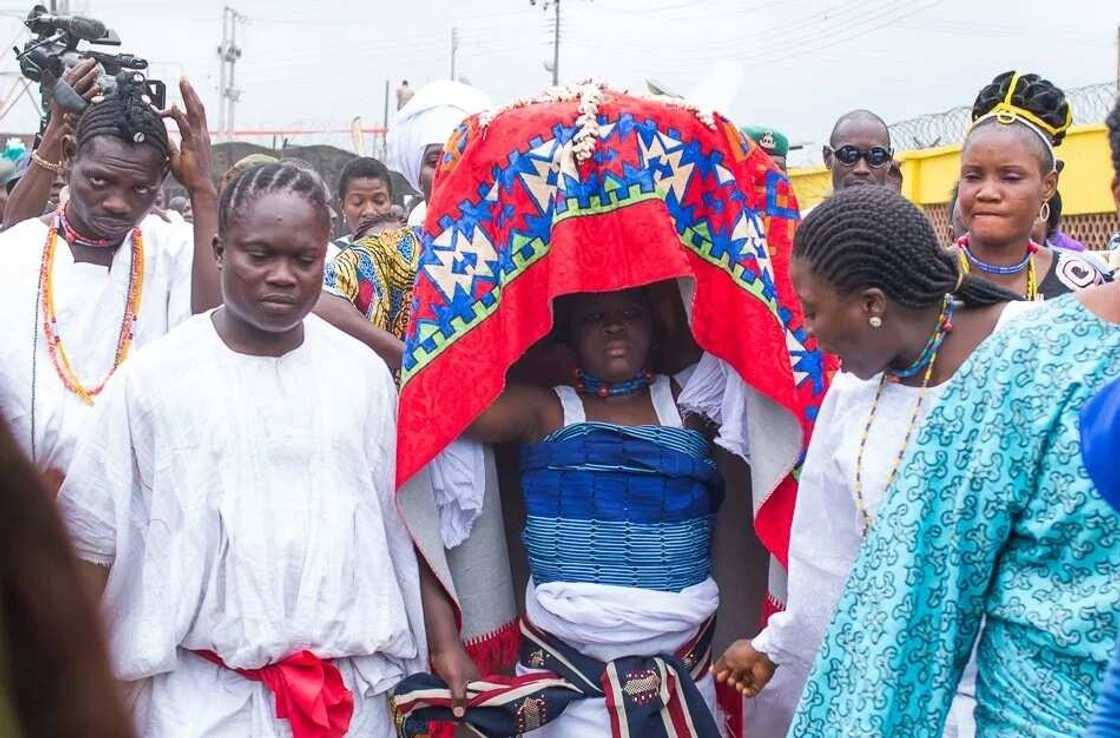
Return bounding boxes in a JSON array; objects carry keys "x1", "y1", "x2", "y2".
[{"x1": 396, "y1": 82, "x2": 830, "y2": 582}]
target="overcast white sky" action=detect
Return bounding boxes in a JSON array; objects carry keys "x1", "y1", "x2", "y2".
[{"x1": 0, "y1": 0, "x2": 1117, "y2": 165}]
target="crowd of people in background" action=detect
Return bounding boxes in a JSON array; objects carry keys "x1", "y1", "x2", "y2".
[{"x1": 0, "y1": 45, "x2": 1119, "y2": 738}]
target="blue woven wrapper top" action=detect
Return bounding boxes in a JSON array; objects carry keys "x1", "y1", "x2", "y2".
[{"x1": 519, "y1": 422, "x2": 723, "y2": 592}]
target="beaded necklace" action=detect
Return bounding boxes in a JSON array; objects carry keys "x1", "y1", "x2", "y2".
[
  {"x1": 955, "y1": 236, "x2": 1040, "y2": 301},
  {"x1": 57, "y1": 206, "x2": 118, "y2": 249},
  {"x1": 852, "y1": 294, "x2": 955, "y2": 535},
  {"x1": 887, "y1": 295, "x2": 955, "y2": 380},
  {"x1": 37, "y1": 213, "x2": 145, "y2": 406},
  {"x1": 575, "y1": 368, "x2": 653, "y2": 398}
]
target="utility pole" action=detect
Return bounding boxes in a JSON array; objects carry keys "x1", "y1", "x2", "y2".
[
  {"x1": 551, "y1": 0, "x2": 560, "y2": 86},
  {"x1": 217, "y1": 6, "x2": 244, "y2": 138},
  {"x1": 382, "y1": 79, "x2": 390, "y2": 160},
  {"x1": 217, "y1": 11, "x2": 227, "y2": 135},
  {"x1": 227, "y1": 9, "x2": 242, "y2": 135},
  {"x1": 49, "y1": 0, "x2": 70, "y2": 12},
  {"x1": 530, "y1": 0, "x2": 561, "y2": 85},
  {"x1": 1115, "y1": 24, "x2": 1119, "y2": 91},
  {"x1": 450, "y1": 26, "x2": 459, "y2": 81}
]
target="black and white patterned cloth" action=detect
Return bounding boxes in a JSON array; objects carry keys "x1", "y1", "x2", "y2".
[{"x1": 1039, "y1": 248, "x2": 1113, "y2": 299}]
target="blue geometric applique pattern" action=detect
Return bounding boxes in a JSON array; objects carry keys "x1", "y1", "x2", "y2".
[
  {"x1": 404, "y1": 220, "x2": 550, "y2": 378},
  {"x1": 639, "y1": 125, "x2": 695, "y2": 205},
  {"x1": 512, "y1": 134, "x2": 565, "y2": 213},
  {"x1": 402, "y1": 109, "x2": 801, "y2": 381},
  {"x1": 676, "y1": 209, "x2": 780, "y2": 314},
  {"x1": 786, "y1": 327, "x2": 826, "y2": 396},
  {"x1": 765, "y1": 169, "x2": 799, "y2": 220}
]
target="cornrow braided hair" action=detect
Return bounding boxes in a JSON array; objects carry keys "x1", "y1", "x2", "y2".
[
  {"x1": 218, "y1": 161, "x2": 332, "y2": 235},
  {"x1": 793, "y1": 185, "x2": 1021, "y2": 309},
  {"x1": 970, "y1": 71, "x2": 1071, "y2": 146},
  {"x1": 1107, "y1": 96, "x2": 1120, "y2": 180},
  {"x1": 75, "y1": 73, "x2": 170, "y2": 159}
]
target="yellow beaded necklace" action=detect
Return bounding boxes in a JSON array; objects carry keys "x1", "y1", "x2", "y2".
[{"x1": 37, "y1": 218, "x2": 145, "y2": 405}]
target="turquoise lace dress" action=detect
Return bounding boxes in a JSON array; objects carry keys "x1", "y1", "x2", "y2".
[{"x1": 790, "y1": 295, "x2": 1120, "y2": 738}]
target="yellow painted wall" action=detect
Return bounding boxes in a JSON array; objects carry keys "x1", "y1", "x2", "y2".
[{"x1": 789, "y1": 124, "x2": 1115, "y2": 216}]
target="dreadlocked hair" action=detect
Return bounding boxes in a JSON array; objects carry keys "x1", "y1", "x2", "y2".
[
  {"x1": 218, "y1": 161, "x2": 332, "y2": 235},
  {"x1": 970, "y1": 71, "x2": 1071, "y2": 146},
  {"x1": 1107, "y1": 96, "x2": 1120, "y2": 180},
  {"x1": 75, "y1": 73, "x2": 169, "y2": 159},
  {"x1": 793, "y1": 185, "x2": 1021, "y2": 309}
]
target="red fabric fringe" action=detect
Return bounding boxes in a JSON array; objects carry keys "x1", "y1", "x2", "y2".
[
  {"x1": 426, "y1": 721, "x2": 456, "y2": 738},
  {"x1": 427, "y1": 619, "x2": 521, "y2": 738},
  {"x1": 760, "y1": 591, "x2": 785, "y2": 625},
  {"x1": 463, "y1": 618, "x2": 521, "y2": 675}
]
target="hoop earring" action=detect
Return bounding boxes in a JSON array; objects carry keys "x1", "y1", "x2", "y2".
[
  {"x1": 1038, "y1": 201, "x2": 1051, "y2": 223},
  {"x1": 869, "y1": 316, "x2": 883, "y2": 329}
]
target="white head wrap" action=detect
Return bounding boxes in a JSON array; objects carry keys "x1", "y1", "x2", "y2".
[{"x1": 387, "y1": 80, "x2": 492, "y2": 196}]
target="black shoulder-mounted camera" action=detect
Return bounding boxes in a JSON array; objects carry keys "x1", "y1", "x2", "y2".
[{"x1": 13, "y1": 4, "x2": 166, "y2": 133}]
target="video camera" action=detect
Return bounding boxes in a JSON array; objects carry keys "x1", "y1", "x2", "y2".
[{"x1": 13, "y1": 4, "x2": 166, "y2": 133}]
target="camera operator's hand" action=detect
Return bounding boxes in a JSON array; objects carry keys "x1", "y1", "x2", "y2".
[
  {"x1": 2, "y1": 59, "x2": 100, "y2": 229},
  {"x1": 43, "y1": 58, "x2": 100, "y2": 146},
  {"x1": 162, "y1": 78, "x2": 214, "y2": 198}
]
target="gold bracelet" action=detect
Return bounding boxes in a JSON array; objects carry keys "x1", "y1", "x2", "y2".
[{"x1": 31, "y1": 151, "x2": 64, "y2": 174}]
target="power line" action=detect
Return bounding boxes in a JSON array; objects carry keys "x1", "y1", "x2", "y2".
[
  {"x1": 745, "y1": 1, "x2": 944, "y2": 66},
  {"x1": 454, "y1": 7, "x2": 539, "y2": 20},
  {"x1": 564, "y1": 0, "x2": 897, "y2": 58},
  {"x1": 582, "y1": 0, "x2": 937, "y2": 66},
  {"x1": 597, "y1": 0, "x2": 705, "y2": 11}
]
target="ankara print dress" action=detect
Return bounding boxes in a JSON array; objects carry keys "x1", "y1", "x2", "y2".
[{"x1": 792, "y1": 294, "x2": 1120, "y2": 738}]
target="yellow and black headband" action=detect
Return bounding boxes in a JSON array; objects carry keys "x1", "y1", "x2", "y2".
[{"x1": 968, "y1": 72, "x2": 1072, "y2": 172}]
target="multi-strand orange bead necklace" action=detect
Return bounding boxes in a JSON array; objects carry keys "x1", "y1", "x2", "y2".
[{"x1": 37, "y1": 210, "x2": 145, "y2": 405}]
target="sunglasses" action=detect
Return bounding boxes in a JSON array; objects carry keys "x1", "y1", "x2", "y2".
[{"x1": 828, "y1": 145, "x2": 893, "y2": 168}]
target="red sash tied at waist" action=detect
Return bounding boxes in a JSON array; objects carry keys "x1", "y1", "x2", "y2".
[{"x1": 196, "y1": 649, "x2": 354, "y2": 738}]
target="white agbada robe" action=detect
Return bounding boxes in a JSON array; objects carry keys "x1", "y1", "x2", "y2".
[
  {"x1": 516, "y1": 377, "x2": 720, "y2": 737},
  {"x1": 58, "y1": 312, "x2": 427, "y2": 738},
  {"x1": 0, "y1": 214, "x2": 194, "y2": 474},
  {"x1": 746, "y1": 299, "x2": 1038, "y2": 738}
]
